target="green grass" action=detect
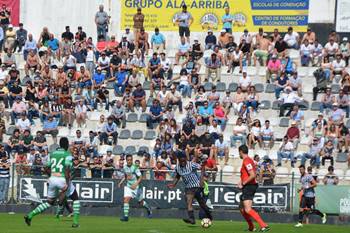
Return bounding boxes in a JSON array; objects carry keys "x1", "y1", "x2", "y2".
[{"x1": 0, "y1": 213, "x2": 349, "y2": 233}]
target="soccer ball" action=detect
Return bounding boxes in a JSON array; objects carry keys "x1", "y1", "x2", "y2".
[{"x1": 201, "y1": 218, "x2": 212, "y2": 228}]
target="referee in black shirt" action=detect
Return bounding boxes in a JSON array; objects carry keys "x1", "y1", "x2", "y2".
[{"x1": 168, "y1": 154, "x2": 212, "y2": 224}]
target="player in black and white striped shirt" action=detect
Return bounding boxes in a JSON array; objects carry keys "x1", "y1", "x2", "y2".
[{"x1": 167, "y1": 154, "x2": 212, "y2": 224}]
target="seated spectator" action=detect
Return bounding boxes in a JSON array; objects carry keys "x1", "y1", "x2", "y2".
[
  {"x1": 252, "y1": 33, "x2": 271, "y2": 66},
  {"x1": 245, "y1": 86, "x2": 259, "y2": 113},
  {"x1": 213, "y1": 102, "x2": 227, "y2": 130},
  {"x1": 111, "y1": 100, "x2": 126, "y2": 129},
  {"x1": 0, "y1": 81, "x2": 9, "y2": 108},
  {"x1": 102, "y1": 149, "x2": 115, "y2": 178},
  {"x1": 274, "y1": 37, "x2": 288, "y2": 57},
  {"x1": 100, "y1": 116, "x2": 118, "y2": 145},
  {"x1": 328, "y1": 103, "x2": 344, "y2": 125},
  {"x1": 71, "y1": 129, "x2": 86, "y2": 152},
  {"x1": 338, "y1": 122, "x2": 350, "y2": 153},
  {"x1": 194, "y1": 86, "x2": 206, "y2": 108},
  {"x1": 175, "y1": 37, "x2": 190, "y2": 65},
  {"x1": 32, "y1": 131, "x2": 48, "y2": 152},
  {"x1": 186, "y1": 135, "x2": 199, "y2": 160},
  {"x1": 323, "y1": 166, "x2": 339, "y2": 185},
  {"x1": 300, "y1": 40, "x2": 313, "y2": 66},
  {"x1": 208, "y1": 119, "x2": 222, "y2": 141},
  {"x1": 321, "y1": 140, "x2": 335, "y2": 166},
  {"x1": 151, "y1": 27, "x2": 166, "y2": 54},
  {"x1": 290, "y1": 105, "x2": 304, "y2": 127},
  {"x1": 326, "y1": 123, "x2": 338, "y2": 147},
  {"x1": 19, "y1": 129, "x2": 33, "y2": 153},
  {"x1": 135, "y1": 27, "x2": 149, "y2": 53},
  {"x1": 75, "y1": 99, "x2": 87, "y2": 128},
  {"x1": 311, "y1": 39, "x2": 323, "y2": 66},
  {"x1": 247, "y1": 119, "x2": 262, "y2": 149},
  {"x1": 205, "y1": 53, "x2": 221, "y2": 82},
  {"x1": 11, "y1": 96, "x2": 27, "y2": 125},
  {"x1": 191, "y1": 38, "x2": 204, "y2": 60},
  {"x1": 277, "y1": 136, "x2": 295, "y2": 167},
  {"x1": 279, "y1": 87, "x2": 302, "y2": 117},
  {"x1": 222, "y1": 90, "x2": 233, "y2": 115},
  {"x1": 336, "y1": 89, "x2": 349, "y2": 118},
  {"x1": 231, "y1": 87, "x2": 245, "y2": 114},
  {"x1": 213, "y1": 134, "x2": 229, "y2": 165},
  {"x1": 42, "y1": 115, "x2": 58, "y2": 144},
  {"x1": 62, "y1": 97, "x2": 75, "y2": 128},
  {"x1": 160, "y1": 52, "x2": 173, "y2": 80},
  {"x1": 110, "y1": 64, "x2": 128, "y2": 97},
  {"x1": 90, "y1": 156, "x2": 103, "y2": 178},
  {"x1": 331, "y1": 54, "x2": 346, "y2": 82},
  {"x1": 154, "y1": 161, "x2": 167, "y2": 181},
  {"x1": 324, "y1": 37, "x2": 339, "y2": 60},
  {"x1": 218, "y1": 30, "x2": 230, "y2": 48},
  {"x1": 313, "y1": 67, "x2": 329, "y2": 101},
  {"x1": 289, "y1": 71, "x2": 302, "y2": 96},
  {"x1": 147, "y1": 52, "x2": 161, "y2": 81},
  {"x1": 194, "y1": 116, "x2": 207, "y2": 140},
  {"x1": 231, "y1": 117, "x2": 247, "y2": 147},
  {"x1": 286, "y1": 121, "x2": 300, "y2": 149},
  {"x1": 206, "y1": 86, "x2": 220, "y2": 107},
  {"x1": 274, "y1": 72, "x2": 289, "y2": 99},
  {"x1": 227, "y1": 46, "x2": 242, "y2": 73},
  {"x1": 5, "y1": 129, "x2": 21, "y2": 155},
  {"x1": 260, "y1": 120, "x2": 274, "y2": 149},
  {"x1": 266, "y1": 54, "x2": 281, "y2": 83},
  {"x1": 283, "y1": 26, "x2": 299, "y2": 49},
  {"x1": 205, "y1": 30, "x2": 217, "y2": 50},
  {"x1": 199, "y1": 132, "x2": 214, "y2": 159},
  {"x1": 238, "y1": 70, "x2": 251, "y2": 92},
  {"x1": 128, "y1": 83, "x2": 146, "y2": 112},
  {"x1": 173, "y1": 69, "x2": 191, "y2": 98},
  {"x1": 31, "y1": 155, "x2": 44, "y2": 176},
  {"x1": 257, "y1": 156, "x2": 276, "y2": 185},
  {"x1": 95, "y1": 84, "x2": 109, "y2": 111},
  {"x1": 189, "y1": 68, "x2": 201, "y2": 95},
  {"x1": 15, "y1": 149, "x2": 29, "y2": 175},
  {"x1": 198, "y1": 101, "x2": 213, "y2": 125},
  {"x1": 147, "y1": 99, "x2": 163, "y2": 129},
  {"x1": 165, "y1": 85, "x2": 183, "y2": 113},
  {"x1": 300, "y1": 137, "x2": 323, "y2": 168},
  {"x1": 340, "y1": 37, "x2": 349, "y2": 66}
]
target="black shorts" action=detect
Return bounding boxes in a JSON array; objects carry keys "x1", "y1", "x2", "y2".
[
  {"x1": 300, "y1": 196, "x2": 315, "y2": 209},
  {"x1": 185, "y1": 187, "x2": 203, "y2": 199},
  {"x1": 179, "y1": 26, "x2": 190, "y2": 37},
  {"x1": 241, "y1": 184, "x2": 258, "y2": 201}
]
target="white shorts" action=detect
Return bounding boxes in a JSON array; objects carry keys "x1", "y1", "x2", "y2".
[
  {"x1": 124, "y1": 186, "x2": 143, "y2": 202},
  {"x1": 47, "y1": 176, "x2": 75, "y2": 199}
]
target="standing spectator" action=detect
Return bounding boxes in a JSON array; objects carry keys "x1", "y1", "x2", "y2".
[
  {"x1": 277, "y1": 136, "x2": 295, "y2": 167},
  {"x1": 95, "y1": 4, "x2": 109, "y2": 40},
  {"x1": 300, "y1": 137, "x2": 323, "y2": 168},
  {"x1": 133, "y1": 7, "x2": 144, "y2": 39},
  {"x1": 175, "y1": 5, "x2": 193, "y2": 43},
  {"x1": 151, "y1": 27, "x2": 166, "y2": 53},
  {"x1": 14, "y1": 23, "x2": 27, "y2": 52},
  {"x1": 323, "y1": 166, "x2": 339, "y2": 185},
  {"x1": 0, "y1": 4, "x2": 10, "y2": 30},
  {"x1": 0, "y1": 153, "x2": 10, "y2": 203},
  {"x1": 221, "y1": 7, "x2": 233, "y2": 33},
  {"x1": 146, "y1": 99, "x2": 163, "y2": 129}
]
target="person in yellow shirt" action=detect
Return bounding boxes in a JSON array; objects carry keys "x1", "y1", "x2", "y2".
[{"x1": 4, "y1": 24, "x2": 16, "y2": 52}]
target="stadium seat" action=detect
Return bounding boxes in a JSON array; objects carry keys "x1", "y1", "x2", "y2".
[
  {"x1": 222, "y1": 165, "x2": 234, "y2": 176},
  {"x1": 268, "y1": 150, "x2": 278, "y2": 160},
  {"x1": 131, "y1": 130, "x2": 143, "y2": 139},
  {"x1": 317, "y1": 169, "x2": 328, "y2": 179},
  {"x1": 269, "y1": 118, "x2": 279, "y2": 127},
  {"x1": 265, "y1": 83, "x2": 275, "y2": 93},
  {"x1": 6, "y1": 126, "x2": 16, "y2": 135},
  {"x1": 299, "y1": 100, "x2": 309, "y2": 110},
  {"x1": 279, "y1": 118, "x2": 289, "y2": 127},
  {"x1": 119, "y1": 129, "x2": 131, "y2": 139},
  {"x1": 247, "y1": 66, "x2": 257, "y2": 76},
  {"x1": 345, "y1": 170, "x2": 350, "y2": 181},
  {"x1": 204, "y1": 82, "x2": 213, "y2": 91},
  {"x1": 228, "y1": 82, "x2": 238, "y2": 92},
  {"x1": 138, "y1": 146, "x2": 149, "y2": 154},
  {"x1": 127, "y1": 113, "x2": 138, "y2": 122},
  {"x1": 254, "y1": 83, "x2": 264, "y2": 93},
  {"x1": 216, "y1": 82, "x2": 226, "y2": 92},
  {"x1": 336, "y1": 153, "x2": 348, "y2": 163},
  {"x1": 139, "y1": 113, "x2": 148, "y2": 123},
  {"x1": 147, "y1": 98, "x2": 154, "y2": 107},
  {"x1": 144, "y1": 130, "x2": 156, "y2": 140},
  {"x1": 143, "y1": 81, "x2": 151, "y2": 90},
  {"x1": 258, "y1": 68, "x2": 266, "y2": 76},
  {"x1": 331, "y1": 84, "x2": 340, "y2": 94},
  {"x1": 113, "y1": 145, "x2": 124, "y2": 155},
  {"x1": 334, "y1": 169, "x2": 344, "y2": 180},
  {"x1": 49, "y1": 143, "x2": 59, "y2": 153},
  {"x1": 89, "y1": 112, "x2": 102, "y2": 121},
  {"x1": 99, "y1": 145, "x2": 112, "y2": 155},
  {"x1": 311, "y1": 101, "x2": 321, "y2": 111},
  {"x1": 259, "y1": 100, "x2": 271, "y2": 109},
  {"x1": 57, "y1": 127, "x2": 70, "y2": 138},
  {"x1": 276, "y1": 167, "x2": 289, "y2": 178},
  {"x1": 272, "y1": 100, "x2": 280, "y2": 110},
  {"x1": 125, "y1": 146, "x2": 136, "y2": 155}
]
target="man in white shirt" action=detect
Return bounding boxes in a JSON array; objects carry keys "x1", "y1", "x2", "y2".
[
  {"x1": 283, "y1": 27, "x2": 299, "y2": 49},
  {"x1": 277, "y1": 136, "x2": 295, "y2": 167},
  {"x1": 165, "y1": 85, "x2": 183, "y2": 113},
  {"x1": 331, "y1": 54, "x2": 346, "y2": 81},
  {"x1": 175, "y1": 37, "x2": 190, "y2": 65},
  {"x1": 238, "y1": 70, "x2": 251, "y2": 92},
  {"x1": 324, "y1": 38, "x2": 339, "y2": 59},
  {"x1": 160, "y1": 52, "x2": 173, "y2": 80},
  {"x1": 279, "y1": 87, "x2": 303, "y2": 117},
  {"x1": 260, "y1": 120, "x2": 274, "y2": 149},
  {"x1": 214, "y1": 134, "x2": 229, "y2": 165},
  {"x1": 0, "y1": 64, "x2": 8, "y2": 81},
  {"x1": 97, "y1": 52, "x2": 111, "y2": 76},
  {"x1": 16, "y1": 112, "x2": 31, "y2": 132},
  {"x1": 230, "y1": 117, "x2": 247, "y2": 147}
]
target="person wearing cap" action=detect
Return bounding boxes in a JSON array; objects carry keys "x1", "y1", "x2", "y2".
[
  {"x1": 14, "y1": 23, "x2": 27, "y2": 53},
  {"x1": 278, "y1": 86, "x2": 303, "y2": 117},
  {"x1": 0, "y1": 80, "x2": 9, "y2": 108},
  {"x1": 329, "y1": 102, "x2": 344, "y2": 125},
  {"x1": 95, "y1": 4, "x2": 109, "y2": 40},
  {"x1": 283, "y1": 26, "x2": 300, "y2": 49},
  {"x1": 226, "y1": 39, "x2": 240, "y2": 73},
  {"x1": 175, "y1": 37, "x2": 190, "y2": 65},
  {"x1": 92, "y1": 66, "x2": 106, "y2": 89},
  {"x1": 124, "y1": 27, "x2": 134, "y2": 43},
  {"x1": 94, "y1": 83, "x2": 110, "y2": 111},
  {"x1": 151, "y1": 27, "x2": 166, "y2": 53},
  {"x1": 205, "y1": 29, "x2": 217, "y2": 50},
  {"x1": 324, "y1": 37, "x2": 339, "y2": 60},
  {"x1": 4, "y1": 23, "x2": 15, "y2": 52},
  {"x1": 300, "y1": 137, "x2": 323, "y2": 168},
  {"x1": 175, "y1": 4, "x2": 193, "y2": 43},
  {"x1": 133, "y1": 7, "x2": 144, "y2": 38},
  {"x1": 218, "y1": 29, "x2": 230, "y2": 49},
  {"x1": 238, "y1": 69, "x2": 252, "y2": 92},
  {"x1": 118, "y1": 34, "x2": 134, "y2": 55},
  {"x1": 286, "y1": 121, "x2": 300, "y2": 150},
  {"x1": 222, "y1": 7, "x2": 233, "y2": 33},
  {"x1": 191, "y1": 37, "x2": 204, "y2": 60}
]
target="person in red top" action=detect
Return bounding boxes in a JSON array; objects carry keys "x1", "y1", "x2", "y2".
[
  {"x1": 238, "y1": 145, "x2": 270, "y2": 232},
  {"x1": 202, "y1": 154, "x2": 218, "y2": 181}
]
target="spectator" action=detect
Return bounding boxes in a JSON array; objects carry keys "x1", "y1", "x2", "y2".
[
  {"x1": 102, "y1": 149, "x2": 115, "y2": 178},
  {"x1": 208, "y1": 119, "x2": 222, "y2": 140},
  {"x1": 90, "y1": 156, "x2": 103, "y2": 178},
  {"x1": 16, "y1": 112, "x2": 31, "y2": 133},
  {"x1": 227, "y1": 45, "x2": 242, "y2": 73},
  {"x1": 175, "y1": 37, "x2": 190, "y2": 65},
  {"x1": 111, "y1": 100, "x2": 126, "y2": 129},
  {"x1": 101, "y1": 116, "x2": 118, "y2": 145},
  {"x1": 324, "y1": 37, "x2": 338, "y2": 59},
  {"x1": 15, "y1": 149, "x2": 29, "y2": 175},
  {"x1": 218, "y1": 30, "x2": 230, "y2": 48},
  {"x1": 0, "y1": 152, "x2": 10, "y2": 203},
  {"x1": 266, "y1": 54, "x2": 281, "y2": 83},
  {"x1": 160, "y1": 52, "x2": 173, "y2": 80},
  {"x1": 165, "y1": 85, "x2": 183, "y2": 113},
  {"x1": 111, "y1": 64, "x2": 128, "y2": 96},
  {"x1": 95, "y1": 84, "x2": 109, "y2": 111},
  {"x1": 19, "y1": 129, "x2": 33, "y2": 153},
  {"x1": 283, "y1": 26, "x2": 299, "y2": 49},
  {"x1": 0, "y1": 81, "x2": 9, "y2": 108},
  {"x1": 245, "y1": 86, "x2": 259, "y2": 113},
  {"x1": 154, "y1": 161, "x2": 167, "y2": 181},
  {"x1": 331, "y1": 54, "x2": 346, "y2": 82},
  {"x1": 151, "y1": 27, "x2": 166, "y2": 53},
  {"x1": 274, "y1": 37, "x2": 288, "y2": 57},
  {"x1": 206, "y1": 85, "x2": 221, "y2": 106},
  {"x1": 4, "y1": 25, "x2": 16, "y2": 52},
  {"x1": 231, "y1": 87, "x2": 245, "y2": 114},
  {"x1": 147, "y1": 52, "x2": 161, "y2": 81},
  {"x1": 15, "y1": 23, "x2": 27, "y2": 53},
  {"x1": 257, "y1": 156, "x2": 276, "y2": 185},
  {"x1": 42, "y1": 115, "x2": 59, "y2": 144},
  {"x1": 205, "y1": 30, "x2": 217, "y2": 50},
  {"x1": 277, "y1": 136, "x2": 295, "y2": 167},
  {"x1": 328, "y1": 103, "x2": 344, "y2": 125},
  {"x1": 300, "y1": 137, "x2": 323, "y2": 168},
  {"x1": 279, "y1": 87, "x2": 302, "y2": 117},
  {"x1": 75, "y1": 26, "x2": 87, "y2": 42},
  {"x1": 290, "y1": 105, "x2": 304, "y2": 127},
  {"x1": 31, "y1": 155, "x2": 44, "y2": 176},
  {"x1": 340, "y1": 37, "x2": 349, "y2": 66},
  {"x1": 300, "y1": 40, "x2": 313, "y2": 66},
  {"x1": 286, "y1": 121, "x2": 300, "y2": 149},
  {"x1": 175, "y1": 5, "x2": 193, "y2": 43},
  {"x1": 213, "y1": 102, "x2": 227, "y2": 131},
  {"x1": 135, "y1": 27, "x2": 149, "y2": 53},
  {"x1": 231, "y1": 117, "x2": 247, "y2": 147},
  {"x1": 247, "y1": 119, "x2": 262, "y2": 149},
  {"x1": 321, "y1": 139, "x2": 335, "y2": 166},
  {"x1": 2, "y1": 50, "x2": 16, "y2": 68},
  {"x1": 274, "y1": 72, "x2": 289, "y2": 99},
  {"x1": 147, "y1": 99, "x2": 163, "y2": 129},
  {"x1": 198, "y1": 101, "x2": 213, "y2": 125},
  {"x1": 32, "y1": 131, "x2": 48, "y2": 152},
  {"x1": 252, "y1": 33, "x2": 271, "y2": 66},
  {"x1": 128, "y1": 83, "x2": 146, "y2": 112},
  {"x1": 311, "y1": 39, "x2": 323, "y2": 66},
  {"x1": 289, "y1": 71, "x2": 303, "y2": 95},
  {"x1": 260, "y1": 120, "x2": 274, "y2": 149},
  {"x1": 191, "y1": 38, "x2": 204, "y2": 60},
  {"x1": 75, "y1": 99, "x2": 87, "y2": 128},
  {"x1": 133, "y1": 7, "x2": 144, "y2": 39},
  {"x1": 95, "y1": 4, "x2": 109, "y2": 40},
  {"x1": 238, "y1": 104, "x2": 251, "y2": 124},
  {"x1": 222, "y1": 7, "x2": 233, "y2": 33},
  {"x1": 238, "y1": 70, "x2": 252, "y2": 92},
  {"x1": 213, "y1": 134, "x2": 229, "y2": 165},
  {"x1": 11, "y1": 96, "x2": 26, "y2": 125},
  {"x1": 323, "y1": 166, "x2": 339, "y2": 185},
  {"x1": 205, "y1": 53, "x2": 221, "y2": 82}
]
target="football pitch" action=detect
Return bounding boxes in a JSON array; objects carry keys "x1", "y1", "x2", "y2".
[{"x1": 1, "y1": 213, "x2": 349, "y2": 233}]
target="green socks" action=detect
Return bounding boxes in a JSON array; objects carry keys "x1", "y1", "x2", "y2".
[
  {"x1": 28, "y1": 202, "x2": 51, "y2": 219},
  {"x1": 123, "y1": 203, "x2": 129, "y2": 217},
  {"x1": 72, "y1": 200, "x2": 80, "y2": 225}
]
